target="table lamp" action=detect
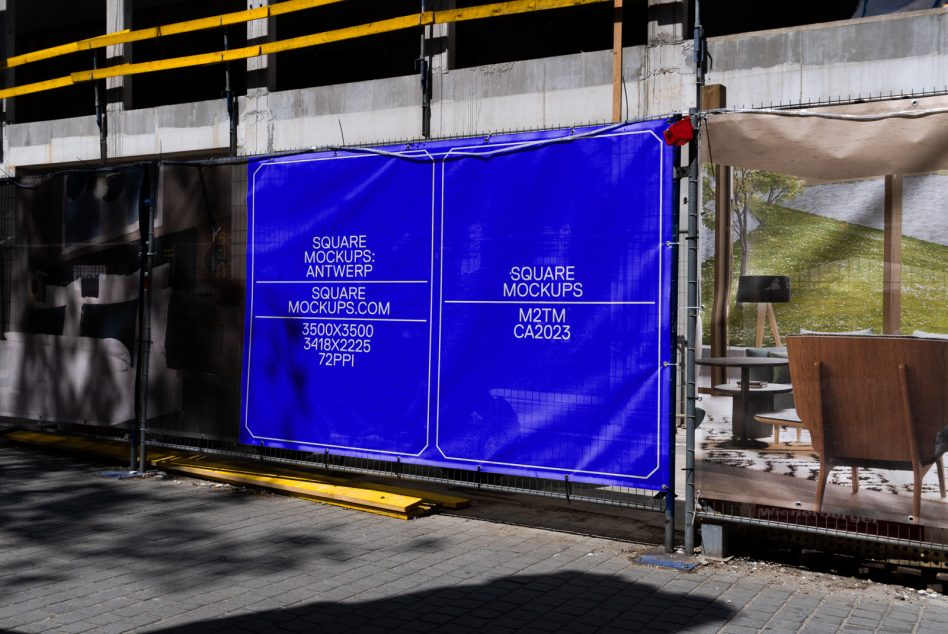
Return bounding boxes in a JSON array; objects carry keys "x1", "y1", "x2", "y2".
[{"x1": 737, "y1": 275, "x2": 791, "y2": 347}]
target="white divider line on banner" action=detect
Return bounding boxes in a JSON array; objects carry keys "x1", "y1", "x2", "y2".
[
  {"x1": 256, "y1": 280, "x2": 430, "y2": 284},
  {"x1": 443, "y1": 300, "x2": 656, "y2": 305},
  {"x1": 255, "y1": 315, "x2": 428, "y2": 323}
]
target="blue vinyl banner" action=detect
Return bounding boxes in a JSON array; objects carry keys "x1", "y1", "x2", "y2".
[{"x1": 241, "y1": 121, "x2": 676, "y2": 489}]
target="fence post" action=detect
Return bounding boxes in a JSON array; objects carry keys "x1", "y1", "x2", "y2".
[
  {"x1": 136, "y1": 163, "x2": 158, "y2": 473},
  {"x1": 682, "y1": 0, "x2": 706, "y2": 556}
]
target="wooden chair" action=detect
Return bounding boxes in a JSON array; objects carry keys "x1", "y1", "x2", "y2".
[{"x1": 787, "y1": 335, "x2": 948, "y2": 522}]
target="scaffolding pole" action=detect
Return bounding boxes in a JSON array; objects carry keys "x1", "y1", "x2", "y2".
[{"x1": 684, "y1": 0, "x2": 706, "y2": 556}]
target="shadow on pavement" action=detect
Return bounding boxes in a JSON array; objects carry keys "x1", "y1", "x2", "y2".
[
  {"x1": 149, "y1": 571, "x2": 737, "y2": 632},
  {"x1": 1, "y1": 440, "x2": 736, "y2": 632},
  {"x1": 0, "y1": 441, "x2": 354, "y2": 593}
]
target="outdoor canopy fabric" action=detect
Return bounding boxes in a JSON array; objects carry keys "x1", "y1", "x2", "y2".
[{"x1": 700, "y1": 95, "x2": 948, "y2": 180}]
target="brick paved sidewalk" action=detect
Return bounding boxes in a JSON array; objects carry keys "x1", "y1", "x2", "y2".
[{"x1": 2, "y1": 441, "x2": 948, "y2": 633}]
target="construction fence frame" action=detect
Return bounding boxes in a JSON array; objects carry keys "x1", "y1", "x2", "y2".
[
  {"x1": 3, "y1": 113, "x2": 947, "y2": 565},
  {"x1": 677, "y1": 0, "x2": 948, "y2": 565},
  {"x1": 2, "y1": 0, "x2": 942, "y2": 559},
  {"x1": 688, "y1": 88, "x2": 948, "y2": 566},
  {"x1": 0, "y1": 122, "x2": 680, "y2": 544}
]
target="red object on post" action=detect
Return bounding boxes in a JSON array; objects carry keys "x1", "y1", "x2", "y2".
[{"x1": 663, "y1": 118, "x2": 694, "y2": 146}]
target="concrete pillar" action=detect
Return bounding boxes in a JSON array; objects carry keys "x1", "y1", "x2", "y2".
[
  {"x1": 103, "y1": 0, "x2": 132, "y2": 162},
  {"x1": 639, "y1": 0, "x2": 689, "y2": 117},
  {"x1": 883, "y1": 175, "x2": 903, "y2": 335},
  {"x1": 428, "y1": 1, "x2": 454, "y2": 75},
  {"x1": 648, "y1": 0, "x2": 687, "y2": 43},
  {"x1": 423, "y1": 1, "x2": 453, "y2": 137},
  {"x1": 428, "y1": 0, "x2": 455, "y2": 139},
  {"x1": 1, "y1": 0, "x2": 15, "y2": 128},
  {"x1": 106, "y1": 0, "x2": 132, "y2": 112},
  {"x1": 242, "y1": 0, "x2": 274, "y2": 156},
  {"x1": 246, "y1": 0, "x2": 274, "y2": 95}
]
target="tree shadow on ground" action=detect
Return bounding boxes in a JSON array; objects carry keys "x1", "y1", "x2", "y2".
[
  {"x1": 150, "y1": 571, "x2": 736, "y2": 633},
  {"x1": 0, "y1": 440, "x2": 360, "y2": 593}
]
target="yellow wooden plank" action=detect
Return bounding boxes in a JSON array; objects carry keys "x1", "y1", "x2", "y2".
[
  {"x1": 62, "y1": 0, "x2": 603, "y2": 87},
  {"x1": 2, "y1": 0, "x2": 605, "y2": 96},
  {"x1": 2, "y1": 0, "x2": 344, "y2": 70},
  {"x1": 361, "y1": 482, "x2": 471, "y2": 510},
  {"x1": 6, "y1": 431, "x2": 457, "y2": 516},
  {"x1": 6, "y1": 430, "x2": 120, "y2": 458},
  {"x1": 161, "y1": 456, "x2": 471, "y2": 509},
  {"x1": 268, "y1": 0, "x2": 341, "y2": 19},
  {"x1": 6, "y1": 430, "x2": 170, "y2": 463},
  {"x1": 260, "y1": 13, "x2": 431, "y2": 55},
  {"x1": 0, "y1": 76, "x2": 75, "y2": 99},
  {"x1": 78, "y1": 28, "x2": 159, "y2": 52},
  {"x1": 9, "y1": 42, "x2": 81, "y2": 66},
  {"x1": 165, "y1": 465, "x2": 420, "y2": 519},
  {"x1": 70, "y1": 46, "x2": 261, "y2": 83},
  {"x1": 436, "y1": 0, "x2": 603, "y2": 23},
  {"x1": 169, "y1": 464, "x2": 423, "y2": 513}
]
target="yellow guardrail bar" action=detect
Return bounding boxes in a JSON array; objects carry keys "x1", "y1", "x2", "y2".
[
  {"x1": 0, "y1": 0, "x2": 606, "y2": 100},
  {"x1": 1, "y1": 0, "x2": 345, "y2": 70}
]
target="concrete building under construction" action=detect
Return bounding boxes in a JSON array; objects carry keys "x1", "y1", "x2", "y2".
[
  {"x1": 1, "y1": 0, "x2": 948, "y2": 558},
  {"x1": 0, "y1": 1, "x2": 943, "y2": 171}
]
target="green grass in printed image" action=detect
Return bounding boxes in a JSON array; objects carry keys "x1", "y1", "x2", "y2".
[{"x1": 702, "y1": 203, "x2": 948, "y2": 347}]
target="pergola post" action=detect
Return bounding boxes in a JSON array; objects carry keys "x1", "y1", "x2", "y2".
[
  {"x1": 703, "y1": 84, "x2": 730, "y2": 387},
  {"x1": 883, "y1": 175, "x2": 903, "y2": 335}
]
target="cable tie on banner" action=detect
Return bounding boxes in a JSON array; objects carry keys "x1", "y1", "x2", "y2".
[
  {"x1": 663, "y1": 361, "x2": 678, "y2": 368},
  {"x1": 665, "y1": 241, "x2": 679, "y2": 247}
]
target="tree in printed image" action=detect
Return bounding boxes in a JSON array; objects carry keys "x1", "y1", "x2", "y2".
[{"x1": 703, "y1": 167, "x2": 804, "y2": 275}]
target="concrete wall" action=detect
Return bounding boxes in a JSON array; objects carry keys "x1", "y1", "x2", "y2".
[
  {"x1": 1, "y1": 8, "x2": 945, "y2": 172},
  {"x1": 787, "y1": 174, "x2": 948, "y2": 247},
  {"x1": 706, "y1": 9, "x2": 948, "y2": 108}
]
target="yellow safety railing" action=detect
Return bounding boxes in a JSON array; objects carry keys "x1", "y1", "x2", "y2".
[
  {"x1": 1, "y1": 0, "x2": 345, "y2": 70},
  {"x1": 0, "y1": 0, "x2": 607, "y2": 100}
]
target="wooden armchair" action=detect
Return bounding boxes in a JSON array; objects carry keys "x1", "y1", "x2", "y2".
[{"x1": 788, "y1": 335, "x2": 948, "y2": 522}]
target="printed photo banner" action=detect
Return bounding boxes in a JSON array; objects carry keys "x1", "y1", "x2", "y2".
[{"x1": 241, "y1": 120, "x2": 677, "y2": 489}]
